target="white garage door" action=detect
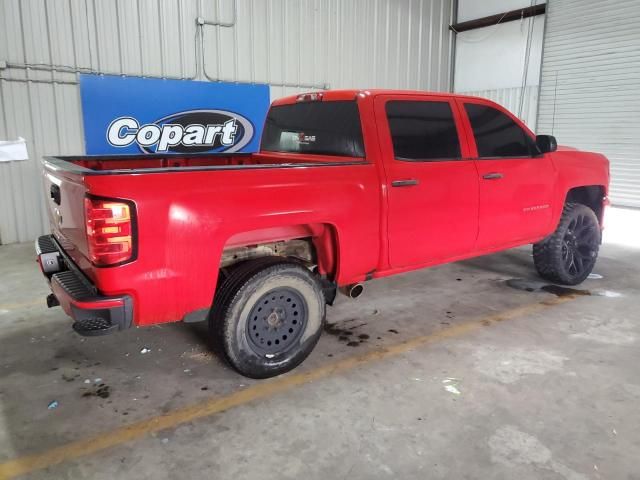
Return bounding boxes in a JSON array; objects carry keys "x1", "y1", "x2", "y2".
[{"x1": 537, "y1": 0, "x2": 640, "y2": 207}]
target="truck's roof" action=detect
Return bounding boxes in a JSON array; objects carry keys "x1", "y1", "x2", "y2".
[{"x1": 272, "y1": 89, "x2": 481, "y2": 106}]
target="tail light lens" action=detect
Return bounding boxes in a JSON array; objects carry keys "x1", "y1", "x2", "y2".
[{"x1": 85, "y1": 196, "x2": 136, "y2": 266}]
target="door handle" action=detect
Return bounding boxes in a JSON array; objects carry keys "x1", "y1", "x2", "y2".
[
  {"x1": 482, "y1": 172, "x2": 503, "y2": 180},
  {"x1": 391, "y1": 179, "x2": 419, "y2": 187}
]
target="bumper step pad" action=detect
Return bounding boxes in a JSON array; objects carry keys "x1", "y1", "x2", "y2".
[
  {"x1": 52, "y1": 271, "x2": 96, "y2": 299},
  {"x1": 52, "y1": 267, "x2": 132, "y2": 337},
  {"x1": 72, "y1": 317, "x2": 119, "y2": 336},
  {"x1": 54, "y1": 270, "x2": 122, "y2": 337},
  {"x1": 36, "y1": 235, "x2": 58, "y2": 254}
]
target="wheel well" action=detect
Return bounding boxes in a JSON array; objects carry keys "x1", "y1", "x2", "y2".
[
  {"x1": 220, "y1": 238, "x2": 317, "y2": 269},
  {"x1": 220, "y1": 224, "x2": 339, "y2": 280},
  {"x1": 219, "y1": 234, "x2": 339, "y2": 305},
  {"x1": 565, "y1": 186, "x2": 605, "y2": 224}
]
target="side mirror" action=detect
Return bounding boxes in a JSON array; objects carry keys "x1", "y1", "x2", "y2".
[{"x1": 536, "y1": 134, "x2": 557, "y2": 154}]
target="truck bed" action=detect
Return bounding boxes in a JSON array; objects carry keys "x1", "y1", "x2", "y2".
[
  {"x1": 44, "y1": 152, "x2": 362, "y2": 174},
  {"x1": 41, "y1": 150, "x2": 377, "y2": 326}
]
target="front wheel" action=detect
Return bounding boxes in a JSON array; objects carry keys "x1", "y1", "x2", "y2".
[
  {"x1": 533, "y1": 202, "x2": 601, "y2": 285},
  {"x1": 210, "y1": 258, "x2": 325, "y2": 378}
]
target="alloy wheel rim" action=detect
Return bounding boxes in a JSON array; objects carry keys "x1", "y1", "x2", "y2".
[{"x1": 562, "y1": 214, "x2": 599, "y2": 277}]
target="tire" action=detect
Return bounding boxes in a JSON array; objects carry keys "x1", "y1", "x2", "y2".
[
  {"x1": 210, "y1": 258, "x2": 326, "y2": 378},
  {"x1": 533, "y1": 202, "x2": 601, "y2": 285}
]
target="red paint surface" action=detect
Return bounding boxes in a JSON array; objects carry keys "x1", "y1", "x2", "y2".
[{"x1": 41, "y1": 90, "x2": 610, "y2": 326}]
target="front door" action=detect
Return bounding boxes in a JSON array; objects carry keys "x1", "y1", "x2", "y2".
[
  {"x1": 375, "y1": 95, "x2": 479, "y2": 269},
  {"x1": 458, "y1": 99, "x2": 555, "y2": 250}
]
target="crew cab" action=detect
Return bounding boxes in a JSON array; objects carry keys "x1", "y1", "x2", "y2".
[{"x1": 37, "y1": 90, "x2": 609, "y2": 378}]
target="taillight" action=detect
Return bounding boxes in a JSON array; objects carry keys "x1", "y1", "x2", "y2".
[{"x1": 84, "y1": 196, "x2": 135, "y2": 266}]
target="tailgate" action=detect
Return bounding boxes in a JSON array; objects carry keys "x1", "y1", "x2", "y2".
[{"x1": 42, "y1": 164, "x2": 91, "y2": 273}]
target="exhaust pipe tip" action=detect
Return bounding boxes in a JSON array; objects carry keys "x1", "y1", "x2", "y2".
[{"x1": 341, "y1": 283, "x2": 364, "y2": 299}]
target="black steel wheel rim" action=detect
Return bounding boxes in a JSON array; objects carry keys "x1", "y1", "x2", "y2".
[
  {"x1": 562, "y1": 214, "x2": 599, "y2": 277},
  {"x1": 246, "y1": 287, "x2": 308, "y2": 356}
]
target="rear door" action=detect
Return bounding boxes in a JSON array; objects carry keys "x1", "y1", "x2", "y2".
[
  {"x1": 458, "y1": 99, "x2": 555, "y2": 250},
  {"x1": 375, "y1": 95, "x2": 479, "y2": 268}
]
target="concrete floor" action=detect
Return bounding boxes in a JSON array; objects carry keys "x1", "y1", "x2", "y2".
[{"x1": 1, "y1": 214, "x2": 639, "y2": 479}]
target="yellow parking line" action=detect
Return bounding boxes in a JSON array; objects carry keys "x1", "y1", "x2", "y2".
[{"x1": 0, "y1": 295, "x2": 576, "y2": 479}]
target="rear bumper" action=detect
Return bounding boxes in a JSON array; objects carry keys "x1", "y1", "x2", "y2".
[{"x1": 36, "y1": 235, "x2": 133, "y2": 335}]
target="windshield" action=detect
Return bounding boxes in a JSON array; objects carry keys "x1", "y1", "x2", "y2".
[{"x1": 261, "y1": 101, "x2": 365, "y2": 157}]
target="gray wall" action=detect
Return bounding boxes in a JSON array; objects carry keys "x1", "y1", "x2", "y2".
[
  {"x1": 0, "y1": 0, "x2": 455, "y2": 244},
  {"x1": 537, "y1": 0, "x2": 640, "y2": 207}
]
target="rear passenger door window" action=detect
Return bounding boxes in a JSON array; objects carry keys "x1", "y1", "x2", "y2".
[
  {"x1": 386, "y1": 101, "x2": 461, "y2": 161},
  {"x1": 464, "y1": 103, "x2": 537, "y2": 158}
]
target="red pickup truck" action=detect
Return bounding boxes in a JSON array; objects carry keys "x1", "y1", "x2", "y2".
[{"x1": 37, "y1": 90, "x2": 609, "y2": 378}]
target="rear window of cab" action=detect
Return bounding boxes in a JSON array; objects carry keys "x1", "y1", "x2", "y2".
[{"x1": 261, "y1": 101, "x2": 365, "y2": 158}]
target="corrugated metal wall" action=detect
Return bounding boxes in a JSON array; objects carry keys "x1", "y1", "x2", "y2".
[
  {"x1": 537, "y1": 0, "x2": 640, "y2": 207},
  {"x1": 457, "y1": 86, "x2": 539, "y2": 131},
  {"x1": 0, "y1": 0, "x2": 456, "y2": 244}
]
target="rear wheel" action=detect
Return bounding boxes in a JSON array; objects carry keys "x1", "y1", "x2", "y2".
[
  {"x1": 533, "y1": 202, "x2": 601, "y2": 285},
  {"x1": 210, "y1": 258, "x2": 325, "y2": 378}
]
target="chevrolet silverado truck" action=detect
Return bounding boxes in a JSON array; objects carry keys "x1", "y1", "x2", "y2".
[{"x1": 36, "y1": 90, "x2": 609, "y2": 378}]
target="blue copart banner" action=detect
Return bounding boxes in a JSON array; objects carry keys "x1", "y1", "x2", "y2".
[{"x1": 79, "y1": 75, "x2": 270, "y2": 155}]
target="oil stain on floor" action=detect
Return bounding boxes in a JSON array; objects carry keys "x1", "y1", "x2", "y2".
[
  {"x1": 324, "y1": 321, "x2": 373, "y2": 347},
  {"x1": 504, "y1": 278, "x2": 621, "y2": 298}
]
